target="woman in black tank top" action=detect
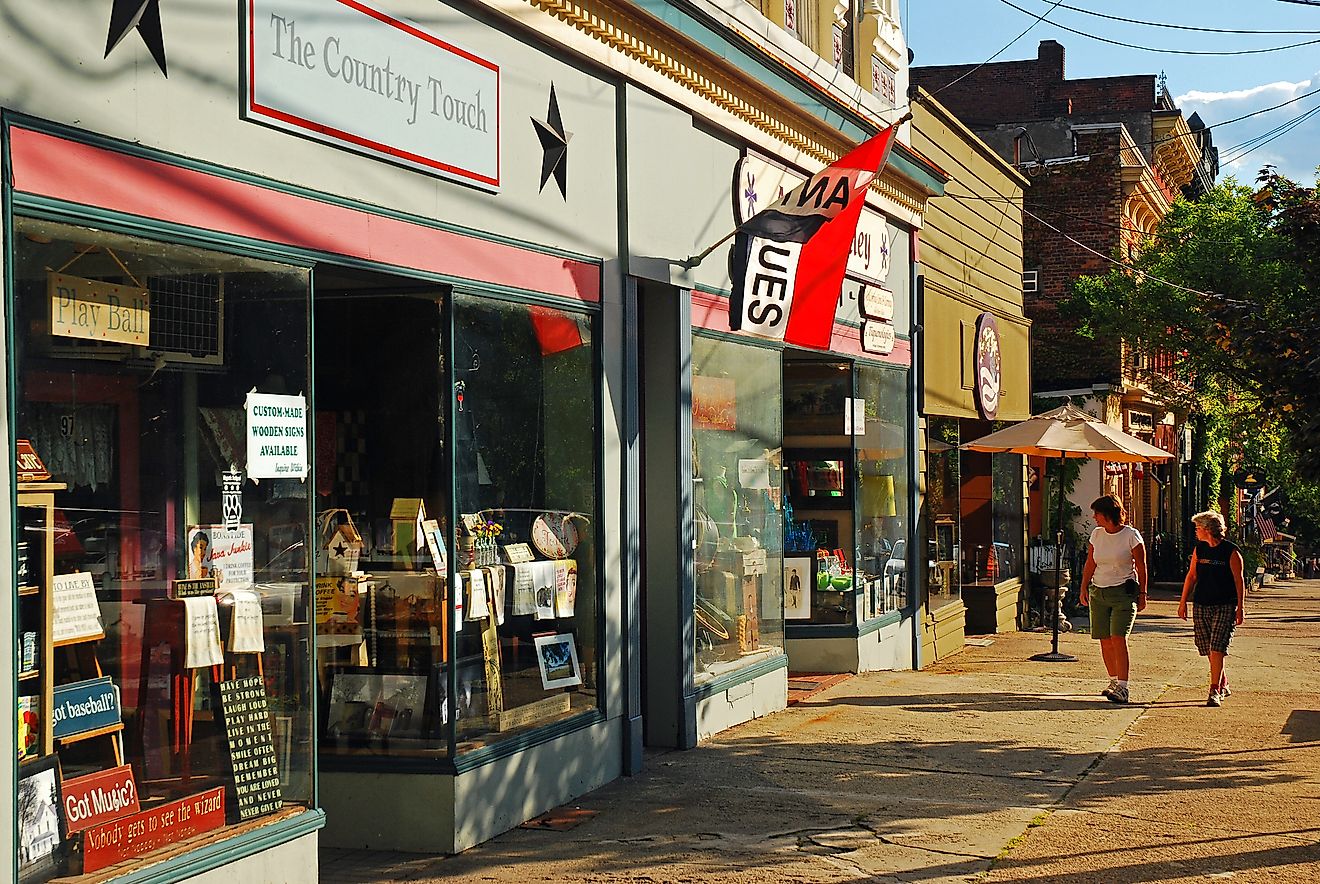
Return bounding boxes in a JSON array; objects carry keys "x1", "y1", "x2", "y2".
[{"x1": 1178, "y1": 510, "x2": 1246, "y2": 706}]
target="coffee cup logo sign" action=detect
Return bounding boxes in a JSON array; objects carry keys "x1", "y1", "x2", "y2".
[{"x1": 975, "y1": 312, "x2": 1002, "y2": 420}]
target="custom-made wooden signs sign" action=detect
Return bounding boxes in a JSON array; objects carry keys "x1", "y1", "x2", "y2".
[
  {"x1": 62, "y1": 765, "x2": 141, "y2": 835},
  {"x1": 52, "y1": 572, "x2": 105, "y2": 645},
  {"x1": 218, "y1": 677, "x2": 284, "y2": 821},
  {"x1": 82, "y1": 788, "x2": 225, "y2": 873},
  {"x1": 52, "y1": 677, "x2": 121, "y2": 740}
]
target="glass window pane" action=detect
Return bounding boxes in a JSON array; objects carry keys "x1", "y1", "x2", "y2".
[
  {"x1": 783, "y1": 359, "x2": 854, "y2": 625},
  {"x1": 926, "y1": 418, "x2": 962, "y2": 607},
  {"x1": 313, "y1": 270, "x2": 451, "y2": 760},
  {"x1": 452, "y1": 296, "x2": 600, "y2": 749},
  {"x1": 856, "y1": 364, "x2": 909, "y2": 617},
  {"x1": 692, "y1": 336, "x2": 784, "y2": 683},
  {"x1": 13, "y1": 217, "x2": 312, "y2": 877}
]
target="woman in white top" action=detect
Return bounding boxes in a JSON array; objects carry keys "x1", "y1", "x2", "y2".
[{"x1": 1078, "y1": 494, "x2": 1148, "y2": 704}]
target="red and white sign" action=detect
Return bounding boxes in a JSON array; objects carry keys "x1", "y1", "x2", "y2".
[
  {"x1": 62, "y1": 765, "x2": 141, "y2": 835},
  {"x1": 82, "y1": 788, "x2": 225, "y2": 873},
  {"x1": 16, "y1": 439, "x2": 50, "y2": 482},
  {"x1": 244, "y1": 0, "x2": 500, "y2": 190}
]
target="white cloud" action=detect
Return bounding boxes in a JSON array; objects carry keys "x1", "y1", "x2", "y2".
[{"x1": 1176, "y1": 79, "x2": 1312, "y2": 105}]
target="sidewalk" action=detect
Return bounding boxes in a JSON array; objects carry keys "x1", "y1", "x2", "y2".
[{"x1": 321, "y1": 581, "x2": 1320, "y2": 883}]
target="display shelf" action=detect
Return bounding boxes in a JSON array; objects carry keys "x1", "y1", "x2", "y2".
[
  {"x1": 19, "y1": 585, "x2": 40, "y2": 597},
  {"x1": 18, "y1": 669, "x2": 40, "y2": 682},
  {"x1": 17, "y1": 483, "x2": 64, "y2": 759}
]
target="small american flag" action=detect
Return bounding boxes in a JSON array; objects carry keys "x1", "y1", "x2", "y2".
[{"x1": 1255, "y1": 508, "x2": 1277, "y2": 542}]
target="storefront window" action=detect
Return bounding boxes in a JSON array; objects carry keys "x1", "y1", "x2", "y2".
[
  {"x1": 925, "y1": 418, "x2": 962, "y2": 607},
  {"x1": 783, "y1": 359, "x2": 853, "y2": 625},
  {"x1": 991, "y1": 452, "x2": 1024, "y2": 581},
  {"x1": 452, "y1": 295, "x2": 600, "y2": 747},
  {"x1": 13, "y1": 217, "x2": 313, "y2": 880},
  {"x1": 960, "y1": 422, "x2": 1024, "y2": 586},
  {"x1": 692, "y1": 336, "x2": 784, "y2": 683},
  {"x1": 855, "y1": 363, "x2": 910, "y2": 618}
]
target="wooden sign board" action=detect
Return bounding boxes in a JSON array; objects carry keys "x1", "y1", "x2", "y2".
[
  {"x1": 859, "y1": 285, "x2": 895, "y2": 322},
  {"x1": 218, "y1": 677, "x2": 283, "y2": 821},
  {"x1": 52, "y1": 572, "x2": 105, "y2": 645},
  {"x1": 62, "y1": 765, "x2": 140, "y2": 835},
  {"x1": 52, "y1": 677, "x2": 121, "y2": 740},
  {"x1": 861, "y1": 320, "x2": 895, "y2": 357},
  {"x1": 171, "y1": 577, "x2": 218, "y2": 599},
  {"x1": 82, "y1": 788, "x2": 224, "y2": 873},
  {"x1": 48, "y1": 272, "x2": 150, "y2": 346},
  {"x1": 502, "y1": 542, "x2": 534, "y2": 564},
  {"x1": 16, "y1": 439, "x2": 50, "y2": 482}
]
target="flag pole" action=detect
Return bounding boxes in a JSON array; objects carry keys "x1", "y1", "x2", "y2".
[{"x1": 682, "y1": 112, "x2": 913, "y2": 268}]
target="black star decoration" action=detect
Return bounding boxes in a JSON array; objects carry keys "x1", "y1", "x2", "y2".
[
  {"x1": 332, "y1": 541, "x2": 348, "y2": 558},
  {"x1": 531, "y1": 84, "x2": 572, "y2": 199},
  {"x1": 106, "y1": 0, "x2": 168, "y2": 77}
]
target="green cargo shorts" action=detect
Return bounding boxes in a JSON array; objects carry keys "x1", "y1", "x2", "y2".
[{"x1": 1089, "y1": 583, "x2": 1138, "y2": 640}]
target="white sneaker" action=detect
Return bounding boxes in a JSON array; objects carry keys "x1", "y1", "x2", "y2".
[{"x1": 1101, "y1": 678, "x2": 1119, "y2": 699}]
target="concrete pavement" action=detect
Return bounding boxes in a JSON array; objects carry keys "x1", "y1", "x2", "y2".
[{"x1": 321, "y1": 580, "x2": 1320, "y2": 883}]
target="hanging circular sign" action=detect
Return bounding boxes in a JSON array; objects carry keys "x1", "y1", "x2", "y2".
[{"x1": 975, "y1": 312, "x2": 1002, "y2": 420}]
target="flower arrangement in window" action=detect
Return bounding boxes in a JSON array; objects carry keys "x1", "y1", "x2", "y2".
[{"x1": 472, "y1": 520, "x2": 503, "y2": 566}]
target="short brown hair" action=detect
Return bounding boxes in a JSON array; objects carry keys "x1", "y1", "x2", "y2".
[{"x1": 1091, "y1": 494, "x2": 1126, "y2": 525}]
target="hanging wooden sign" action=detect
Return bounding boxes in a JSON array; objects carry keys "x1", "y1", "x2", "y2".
[{"x1": 48, "y1": 272, "x2": 150, "y2": 346}]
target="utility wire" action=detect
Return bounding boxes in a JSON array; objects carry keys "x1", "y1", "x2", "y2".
[
  {"x1": 996, "y1": 0, "x2": 1320, "y2": 54},
  {"x1": 1026, "y1": 1, "x2": 1320, "y2": 35},
  {"x1": 1221, "y1": 105, "x2": 1320, "y2": 166}
]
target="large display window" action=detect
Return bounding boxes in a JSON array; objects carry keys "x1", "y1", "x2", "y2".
[
  {"x1": 12, "y1": 217, "x2": 314, "y2": 881},
  {"x1": 960, "y1": 420, "x2": 1025, "y2": 587},
  {"x1": 926, "y1": 417, "x2": 962, "y2": 607},
  {"x1": 691, "y1": 335, "x2": 784, "y2": 684},
  {"x1": 313, "y1": 282, "x2": 601, "y2": 762},
  {"x1": 855, "y1": 363, "x2": 910, "y2": 618}
]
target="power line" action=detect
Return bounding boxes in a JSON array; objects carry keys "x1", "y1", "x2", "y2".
[
  {"x1": 996, "y1": 0, "x2": 1320, "y2": 54},
  {"x1": 922, "y1": 1, "x2": 1064, "y2": 101},
  {"x1": 1036, "y1": 1, "x2": 1320, "y2": 35},
  {"x1": 1221, "y1": 105, "x2": 1320, "y2": 166}
]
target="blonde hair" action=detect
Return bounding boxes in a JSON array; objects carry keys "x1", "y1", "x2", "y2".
[{"x1": 1191, "y1": 510, "x2": 1226, "y2": 540}]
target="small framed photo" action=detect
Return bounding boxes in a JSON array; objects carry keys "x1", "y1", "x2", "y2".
[
  {"x1": 326, "y1": 669, "x2": 428, "y2": 741},
  {"x1": 18, "y1": 756, "x2": 65, "y2": 882},
  {"x1": 533, "y1": 633, "x2": 583, "y2": 690}
]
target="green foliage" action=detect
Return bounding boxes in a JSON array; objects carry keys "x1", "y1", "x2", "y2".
[{"x1": 1067, "y1": 171, "x2": 1320, "y2": 542}]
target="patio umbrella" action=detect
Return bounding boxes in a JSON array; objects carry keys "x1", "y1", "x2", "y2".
[{"x1": 961, "y1": 404, "x2": 1173, "y2": 662}]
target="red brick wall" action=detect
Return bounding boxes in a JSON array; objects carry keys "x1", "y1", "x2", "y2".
[{"x1": 1021, "y1": 129, "x2": 1126, "y2": 390}]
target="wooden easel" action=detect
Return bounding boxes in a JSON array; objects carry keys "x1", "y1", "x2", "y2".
[{"x1": 53, "y1": 633, "x2": 125, "y2": 768}]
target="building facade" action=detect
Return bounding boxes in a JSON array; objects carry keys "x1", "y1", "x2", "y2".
[
  {"x1": 911, "y1": 41, "x2": 1216, "y2": 560},
  {"x1": 4, "y1": 0, "x2": 941, "y2": 879}
]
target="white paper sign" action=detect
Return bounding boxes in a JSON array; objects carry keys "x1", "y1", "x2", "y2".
[
  {"x1": 738, "y1": 458, "x2": 772, "y2": 490},
  {"x1": 52, "y1": 572, "x2": 105, "y2": 644},
  {"x1": 245, "y1": 0, "x2": 501, "y2": 190},
  {"x1": 182, "y1": 596, "x2": 225, "y2": 668},
  {"x1": 245, "y1": 392, "x2": 308, "y2": 480}
]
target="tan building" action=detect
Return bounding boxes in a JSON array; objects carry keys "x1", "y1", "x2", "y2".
[{"x1": 911, "y1": 91, "x2": 1033, "y2": 662}]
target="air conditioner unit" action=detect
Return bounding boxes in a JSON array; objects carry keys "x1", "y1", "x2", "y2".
[{"x1": 1022, "y1": 270, "x2": 1039, "y2": 293}]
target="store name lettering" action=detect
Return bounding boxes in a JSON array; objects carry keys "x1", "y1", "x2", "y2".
[{"x1": 267, "y1": 15, "x2": 488, "y2": 132}]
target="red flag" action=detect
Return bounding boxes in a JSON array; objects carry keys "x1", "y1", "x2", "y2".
[{"x1": 729, "y1": 124, "x2": 899, "y2": 349}]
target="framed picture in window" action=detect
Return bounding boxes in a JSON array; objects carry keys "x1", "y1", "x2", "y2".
[
  {"x1": 18, "y1": 755, "x2": 65, "y2": 883},
  {"x1": 326, "y1": 669, "x2": 428, "y2": 741},
  {"x1": 533, "y1": 633, "x2": 583, "y2": 689}
]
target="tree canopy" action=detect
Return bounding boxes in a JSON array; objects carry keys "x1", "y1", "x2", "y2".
[{"x1": 1068, "y1": 169, "x2": 1320, "y2": 538}]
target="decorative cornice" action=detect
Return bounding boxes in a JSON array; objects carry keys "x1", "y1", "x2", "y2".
[{"x1": 526, "y1": 0, "x2": 929, "y2": 215}]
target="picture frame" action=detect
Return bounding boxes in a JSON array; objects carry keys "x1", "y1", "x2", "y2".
[
  {"x1": 533, "y1": 633, "x2": 583, "y2": 690},
  {"x1": 783, "y1": 557, "x2": 814, "y2": 620},
  {"x1": 326, "y1": 669, "x2": 429, "y2": 741},
  {"x1": 428, "y1": 656, "x2": 489, "y2": 729},
  {"x1": 18, "y1": 755, "x2": 65, "y2": 883}
]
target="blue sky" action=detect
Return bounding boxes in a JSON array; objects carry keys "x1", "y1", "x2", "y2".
[{"x1": 902, "y1": 0, "x2": 1320, "y2": 184}]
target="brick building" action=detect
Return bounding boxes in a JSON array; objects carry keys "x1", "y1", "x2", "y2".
[{"x1": 911, "y1": 40, "x2": 1219, "y2": 569}]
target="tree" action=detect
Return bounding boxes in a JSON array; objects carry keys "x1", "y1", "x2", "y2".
[{"x1": 1067, "y1": 171, "x2": 1320, "y2": 538}]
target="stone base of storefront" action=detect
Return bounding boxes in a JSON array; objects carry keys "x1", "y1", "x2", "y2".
[
  {"x1": 963, "y1": 579, "x2": 1024, "y2": 634},
  {"x1": 319, "y1": 716, "x2": 622, "y2": 853},
  {"x1": 179, "y1": 829, "x2": 319, "y2": 884},
  {"x1": 694, "y1": 658, "x2": 788, "y2": 742},
  {"x1": 785, "y1": 611, "x2": 918, "y2": 674},
  {"x1": 921, "y1": 599, "x2": 967, "y2": 665}
]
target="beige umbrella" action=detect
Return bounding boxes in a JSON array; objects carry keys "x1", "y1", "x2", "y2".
[{"x1": 961, "y1": 403, "x2": 1174, "y2": 661}]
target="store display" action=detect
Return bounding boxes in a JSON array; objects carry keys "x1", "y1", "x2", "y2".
[
  {"x1": 50, "y1": 572, "x2": 104, "y2": 646},
  {"x1": 61, "y1": 765, "x2": 140, "y2": 835},
  {"x1": 327, "y1": 670, "x2": 429, "y2": 740},
  {"x1": 82, "y1": 789, "x2": 226, "y2": 874},
  {"x1": 51, "y1": 677, "x2": 120, "y2": 740},
  {"x1": 182, "y1": 596, "x2": 225, "y2": 669},
  {"x1": 533, "y1": 633, "x2": 582, "y2": 689},
  {"x1": 218, "y1": 677, "x2": 283, "y2": 821},
  {"x1": 531, "y1": 513, "x2": 579, "y2": 559}
]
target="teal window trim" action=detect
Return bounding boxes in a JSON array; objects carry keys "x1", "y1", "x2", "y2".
[
  {"x1": 858, "y1": 608, "x2": 904, "y2": 637},
  {"x1": 2, "y1": 112, "x2": 604, "y2": 268},
  {"x1": 105, "y1": 809, "x2": 325, "y2": 884},
  {"x1": 691, "y1": 652, "x2": 788, "y2": 701},
  {"x1": 784, "y1": 607, "x2": 901, "y2": 639}
]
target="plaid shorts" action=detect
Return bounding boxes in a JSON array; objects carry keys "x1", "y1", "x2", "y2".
[{"x1": 1193, "y1": 604, "x2": 1237, "y2": 655}]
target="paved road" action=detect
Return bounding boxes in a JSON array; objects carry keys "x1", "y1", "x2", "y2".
[{"x1": 321, "y1": 580, "x2": 1320, "y2": 883}]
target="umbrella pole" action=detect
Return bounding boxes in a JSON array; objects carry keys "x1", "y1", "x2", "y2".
[{"x1": 1033, "y1": 459, "x2": 1078, "y2": 663}]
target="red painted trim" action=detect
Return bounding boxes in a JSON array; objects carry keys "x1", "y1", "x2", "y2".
[
  {"x1": 691, "y1": 290, "x2": 910, "y2": 366},
  {"x1": 245, "y1": 0, "x2": 499, "y2": 187},
  {"x1": 9, "y1": 128, "x2": 599, "y2": 304}
]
